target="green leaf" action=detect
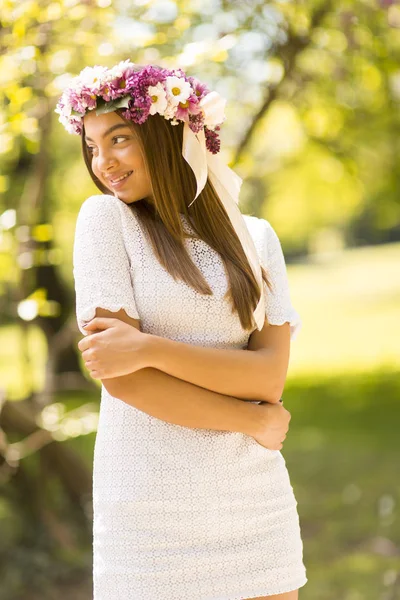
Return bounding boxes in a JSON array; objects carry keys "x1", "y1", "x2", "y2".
[{"x1": 96, "y1": 97, "x2": 131, "y2": 115}]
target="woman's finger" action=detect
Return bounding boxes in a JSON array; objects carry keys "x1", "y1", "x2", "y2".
[{"x1": 82, "y1": 349, "x2": 92, "y2": 360}]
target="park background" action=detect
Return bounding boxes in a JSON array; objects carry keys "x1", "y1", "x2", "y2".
[{"x1": 0, "y1": 0, "x2": 399, "y2": 598}]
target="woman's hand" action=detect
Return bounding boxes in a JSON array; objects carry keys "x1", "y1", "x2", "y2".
[
  {"x1": 77, "y1": 317, "x2": 151, "y2": 380},
  {"x1": 251, "y1": 401, "x2": 291, "y2": 451}
]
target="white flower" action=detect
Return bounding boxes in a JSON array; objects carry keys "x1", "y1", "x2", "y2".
[
  {"x1": 58, "y1": 112, "x2": 77, "y2": 133},
  {"x1": 65, "y1": 120, "x2": 78, "y2": 134},
  {"x1": 199, "y1": 91, "x2": 226, "y2": 128},
  {"x1": 109, "y1": 59, "x2": 135, "y2": 80},
  {"x1": 59, "y1": 97, "x2": 72, "y2": 117},
  {"x1": 163, "y1": 99, "x2": 178, "y2": 120},
  {"x1": 165, "y1": 75, "x2": 192, "y2": 106},
  {"x1": 77, "y1": 65, "x2": 108, "y2": 92},
  {"x1": 148, "y1": 82, "x2": 168, "y2": 115}
]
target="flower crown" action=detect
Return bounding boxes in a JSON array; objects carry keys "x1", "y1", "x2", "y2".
[{"x1": 55, "y1": 60, "x2": 226, "y2": 154}]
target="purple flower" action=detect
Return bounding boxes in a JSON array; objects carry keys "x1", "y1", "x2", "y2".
[
  {"x1": 126, "y1": 66, "x2": 167, "y2": 100},
  {"x1": 204, "y1": 127, "x2": 221, "y2": 154},
  {"x1": 188, "y1": 112, "x2": 205, "y2": 133},
  {"x1": 123, "y1": 93, "x2": 152, "y2": 124}
]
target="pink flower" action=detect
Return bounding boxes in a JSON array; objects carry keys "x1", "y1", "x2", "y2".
[
  {"x1": 187, "y1": 76, "x2": 209, "y2": 99},
  {"x1": 80, "y1": 89, "x2": 97, "y2": 110},
  {"x1": 175, "y1": 93, "x2": 201, "y2": 121},
  {"x1": 108, "y1": 76, "x2": 130, "y2": 99},
  {"x1": 98, "y1": 83, "x2": 113, "y2": 102}
]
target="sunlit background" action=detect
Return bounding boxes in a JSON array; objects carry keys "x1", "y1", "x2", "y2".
[{"x1": 0, "y1": 1, "x2": 399, "y2": 599}]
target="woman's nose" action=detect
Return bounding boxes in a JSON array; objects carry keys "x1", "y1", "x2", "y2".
[{"x1": 96, "y1": 148, "x2": 118, "y2": 172}]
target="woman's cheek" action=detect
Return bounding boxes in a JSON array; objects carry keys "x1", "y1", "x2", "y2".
[{"x1": 92, "y1": 159, "x2": 100, "y2": 178}]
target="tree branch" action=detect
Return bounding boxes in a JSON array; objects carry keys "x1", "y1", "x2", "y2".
[{"x1": 233, "y1": 0, "x2": 334, "y2": 165}]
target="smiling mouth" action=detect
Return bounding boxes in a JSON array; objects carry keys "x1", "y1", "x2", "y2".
[{"x1": 108, "y1": 171, "x2": 133, "y2": 186}]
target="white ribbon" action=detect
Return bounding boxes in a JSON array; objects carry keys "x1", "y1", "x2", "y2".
[{"x1": 182, "y1": 121, "x2": 265, "y2": 331}]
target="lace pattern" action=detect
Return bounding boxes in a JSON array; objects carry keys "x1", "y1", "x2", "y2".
[{"x1": 72, "y1": 194, "x2": 307, "y2": 599}]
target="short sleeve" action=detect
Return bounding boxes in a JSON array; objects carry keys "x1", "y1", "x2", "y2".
[
  {"x1": 261, "y1": 219, "x2": 302, "y2": 341},
  {"x1": 73, "y1": 194, "x2": 140, "y2": 336}
]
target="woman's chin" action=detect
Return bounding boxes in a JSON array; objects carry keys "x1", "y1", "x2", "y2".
[
  {"x1": 110, "y1": 190, "x2": 153, "y2": 206},
  {"x1": 109, "y1": 189, "x2": 136, "y2": 204}
]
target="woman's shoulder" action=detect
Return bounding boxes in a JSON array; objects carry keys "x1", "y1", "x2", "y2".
[
  {"x1": 241, "y1": 213, "x2": 284, "y2": 267},
  {"x1": 242, "y1": 213, "x2": 273, "y2": 233},
  {"x1": 242, "y1": 213, "x2": 276, "y2": 247},
  {"x1": 76, "y1": 195, "x2": 141, "y2": 240},
  {"x1": 78, "y1": 194, "x2": 135, "y2": 220}
]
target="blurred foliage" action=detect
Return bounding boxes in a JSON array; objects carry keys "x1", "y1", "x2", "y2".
[
  {"x1": 0, "y1": 0, "x2": 399, "y2": 598},
  {"x1": 1, "y1": 0, "x2": 400, "y2": 261}
]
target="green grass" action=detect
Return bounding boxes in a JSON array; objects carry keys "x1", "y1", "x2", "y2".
[
  {"x1": 288, "y1": 241, "x2": 400, "y2": 377},
  {"x1": 283, "y1": 369, "x2": 400, "y2": 600}
]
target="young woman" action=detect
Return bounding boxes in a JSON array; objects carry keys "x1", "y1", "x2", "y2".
[{"x1": 57, "y1": 61, "x2": 307, "y2": 600}]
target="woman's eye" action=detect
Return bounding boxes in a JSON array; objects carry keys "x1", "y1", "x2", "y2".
[{"x1": 85, "y1": 137, "x2": 127, "y2": 155}]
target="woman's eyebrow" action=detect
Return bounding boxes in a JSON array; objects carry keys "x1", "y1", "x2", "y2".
[{"x1": 84, "y1": 123, "x2": 131, "y2": 142}]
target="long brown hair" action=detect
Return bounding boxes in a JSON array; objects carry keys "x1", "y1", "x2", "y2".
[{"x1": 81, "y1": 105, "x2": 272, "y2": 331}]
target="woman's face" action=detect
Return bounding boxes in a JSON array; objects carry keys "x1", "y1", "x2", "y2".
[{"x1": 83, "y1": 110, "x2": 153, "y2": 205}]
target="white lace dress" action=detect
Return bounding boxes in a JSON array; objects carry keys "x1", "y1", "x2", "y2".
[{"x1": 73, "y1": 194, "x2": 307, "y2": 600}]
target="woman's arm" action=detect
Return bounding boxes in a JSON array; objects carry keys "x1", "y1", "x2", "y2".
[
  {"x1": 145, "y1": 318, "x2": 290, "y2": 403},
  {"x1": 80, "y1": 308, "x2": 263, "y2": 436},
  {"x1": 103, "y1": 366, "x2": 262, "y2": 436},
  {"x1": 80, "y1": 313, "x2": 289, "y2": 404}
]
